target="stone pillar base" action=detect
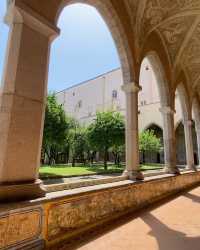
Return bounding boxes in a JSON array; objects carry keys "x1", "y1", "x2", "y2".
[
  {"x1": 164, "y1": 165, "x2": 180, "y2": 174},
  {"x1": 185, "y1": 165, "x2": 197, "y2": 171},
  {"x1": 0, "y1": 179, "x2": 46, "y2": 202},
  {"x1": 123, "y1": 170, "x2": 144, "y2": 181}
]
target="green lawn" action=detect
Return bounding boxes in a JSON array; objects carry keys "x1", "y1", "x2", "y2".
[{"x1": 39, "y1": 163, "x2": 163, "y2": 179}]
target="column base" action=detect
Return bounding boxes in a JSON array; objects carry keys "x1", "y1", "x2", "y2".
[
  {"x1": 123, "y1": 170, "x2": 144, "y2": 181},
  {"x1": 164, "y1": 165, "x2": 180, "y2": 174},
  {"x1": 185, "y1": 165, "x2": 197, "y2": 171},
  {"x1": 0, "y1": 179, "x2": 46, "y2": 202}
]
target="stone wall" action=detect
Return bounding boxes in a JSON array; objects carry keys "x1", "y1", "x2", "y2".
[
  {"x1": 0, "y1": 206, "x2": 44, "y2": 249},
  {"x1": 1, "y1": 171, "x2": 200, "y2": 249}
]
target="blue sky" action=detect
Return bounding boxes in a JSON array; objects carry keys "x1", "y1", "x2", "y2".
[{"x1": 0, "y1": 2, "x2": 120, "y2": 92}]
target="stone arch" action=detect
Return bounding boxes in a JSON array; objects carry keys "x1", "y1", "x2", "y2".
[
  {"x1": 175, "y1": 120, "x2": 186, "y2": 166},
  {"x1": 175, "y1": 119, "x2": 183, "y2": 130},
  {"x1": 139, "y1": 34, "x2": 180, "y2": 173},
  {"x1": 175, "y1": 82, "x2": 196, "y2": 168},
  {"x1": 54, "y1": 0, "x2": 136, "y2": 85},
  {"x1": 139, "y1": 31, "x2": 175, "y2": 106},
  {"x1": 176, "y1": 82, "x2": 192, "y2": 122},
  {"x1": 141, "y1": 123, "x2": 164, "y2": 165},
  {"x1": 140, "y1": 50, "x2": 171, "y2": 109},
  {"x1": 143, "y1": 123, "x2": 163, "y2": 133},
  {"x1": 139, "y1": 30, "x2": 173, "y2": 107},
  {"x1": 192, "y1": 96, "x2": 200, "y2": 125},
  {"x1": 192, "y1": 96, "x2": 200, "y2": 164}
]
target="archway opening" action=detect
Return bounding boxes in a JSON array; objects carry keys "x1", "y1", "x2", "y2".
[
  {"x1": 142, "y1": 124, "x2": 164, "y2": 164},
  {"x1": 175, "y1": 121, "x2": 186, "y2": 166},
  {"x1": 192, "y1": 98, "x2": 200, "y2": 166},
  {"x1": 139, "y1": 56, "x2": 166, "y2": 167},
  {"x1": 191, "y1": 121, "x2": 198, "y2": 165},
  {"x1": 175, "y1": 84, "x2": 198, "y2": 168},
  {"x1": 41, "y1": 3, "x2": 128, "y2": 177}
]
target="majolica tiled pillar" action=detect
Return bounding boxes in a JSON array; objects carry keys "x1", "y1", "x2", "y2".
[
  {"x1": 160, "y1": 107, "x2": 180, "y2": 174},
  {"x1": 122, "y1": 82, "x2": 144, "y2": 180},
  {"x1": 0, "y1": 3, "x2": 59, "y2": 200},
  {"x1": 183, "y1": 120, "x2": 196, "y2": 170}
]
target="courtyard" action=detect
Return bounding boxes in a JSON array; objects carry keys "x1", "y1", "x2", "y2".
[
  {"x1": 1, "y1": 0, "x2": 200, "y2": 250},
  {"x1": 39, "y1": 164, "x2": 163, "y2": 178}
]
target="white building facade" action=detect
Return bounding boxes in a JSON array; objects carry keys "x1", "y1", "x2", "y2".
[{"x1": 56, "y1": 59, "x2": 198, "y2": 165}]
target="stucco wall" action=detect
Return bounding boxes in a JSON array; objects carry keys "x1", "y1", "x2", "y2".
[
  {"x1": 1, "y1": 172, "x2": 200, "y2": 249},
  {"x1": 55, "y1": 59, "x2": 183, "y2": 130}
]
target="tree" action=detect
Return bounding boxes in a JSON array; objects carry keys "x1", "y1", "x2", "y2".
[
  {"x1": 70, "y1": 127, "x2": 89, "y2": 166},
  {"x1": 110, "y1": 144, "x2": 125, "y2": 166},
  {"x1": 62, "y1": 117, "x2": 78, "y2": 164},
  {"x1": 42, "y1": 94, "x2": 69, "y2": 165},
  {"x1": 87, "y1": 111, "x2": 125, "y2": 170},
  {"x1": 139, "y1": 130, "x2": 162, "y2": 163}
]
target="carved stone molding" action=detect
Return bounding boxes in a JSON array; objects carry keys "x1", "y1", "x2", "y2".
[{"x1": 121, "y1": 82, "x2": 142, "y2": 93}]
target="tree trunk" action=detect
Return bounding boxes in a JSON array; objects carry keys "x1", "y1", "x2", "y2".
[
  {"x1": 104, "y1": 149, "x2": 108, "y2": 170},
  {"x1": 117, "y1": 154, "x2": 121, "y2": 167},
  {"x1": 72, "y1": 157, "x2": 75, "y2": 167},
  {"x1": 91, "y1": 151, "x2": 96, "y2": 165},
  {"x1": 143, "y1": 151, "x2": 145, "y2": 164},
  {"x1": 113, "y1": 152, "x2": 118, "y2": 165}
]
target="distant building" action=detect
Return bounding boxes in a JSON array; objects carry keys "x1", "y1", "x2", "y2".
[{"x1": 56, "y1": 59, "x2": 198, "y2": 165}]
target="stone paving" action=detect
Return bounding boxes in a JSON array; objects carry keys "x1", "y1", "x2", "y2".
[{"x1": 60, "y1": 186, "x2": 200, "y2": 250}]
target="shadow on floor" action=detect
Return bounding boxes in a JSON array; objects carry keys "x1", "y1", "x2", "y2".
[
  {"x1": 52, "y1": 185, "x2": 200, "y2": 250},
  {"x1": 183, "y1": 192, "x2": 200, "y2": 204},
  {"x1": 141, "y1": 213, "x2": 200, "y2": 250}
]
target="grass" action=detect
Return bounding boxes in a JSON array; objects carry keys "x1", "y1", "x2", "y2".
[{"x1": 39, "y1": 163, "x2": 164, "y2": 179}]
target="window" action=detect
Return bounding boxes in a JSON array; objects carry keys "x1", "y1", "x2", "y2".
[
  {"x1": 140, "y1": 100, "x2": 147, "y2": 106},
  {"x1": 112, "y1": 90, "x2": 118, "y2": 99},
  {"x1": 78, "y1": 100, "x2": 82, "y2": 108}
]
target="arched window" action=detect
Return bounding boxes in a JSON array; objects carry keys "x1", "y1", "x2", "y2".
[{"x1": 112, "y1": 90, "x2": 118, "y2": 99}]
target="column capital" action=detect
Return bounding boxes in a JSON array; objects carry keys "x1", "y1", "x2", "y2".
[
  {"x1": 183, "y1": 120, "x2": 193, "y2": 126},
  {"x1": 5, "y1": 1, "x2": 60, "y2": 40},
  {"x1": 159, "y1": 106, "x2": 175, "y2": 115},
  {"x1": 121, "y1": 82, "x2": 142, "y2": 93}
]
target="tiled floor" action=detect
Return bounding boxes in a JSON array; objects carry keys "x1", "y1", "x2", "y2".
[{"x1": 60, "y1": 186, "x2": 200, "y2": 250}]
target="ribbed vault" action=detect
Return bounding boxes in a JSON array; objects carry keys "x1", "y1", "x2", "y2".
[{"x1": 11, "y1": 0, "x2": 200, "y2": 99}]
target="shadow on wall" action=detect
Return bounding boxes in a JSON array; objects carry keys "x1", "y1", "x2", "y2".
[{"x1": 142, "y1": 213, "x2": 200, "y2": 250}]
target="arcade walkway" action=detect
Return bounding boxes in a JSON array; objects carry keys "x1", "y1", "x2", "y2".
[{"x1": 59, "y1": 186, "x2": 200, "y2": 250}]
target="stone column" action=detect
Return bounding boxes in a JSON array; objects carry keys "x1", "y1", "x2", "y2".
[
  {"x1": 195, "y1": 124, "x2": 200, "y2": 166},
  {"x1": 121, "y1": 83, "x2": 143, "y2": 180},
  {"x1": 183, "y1": 120, "x2": 196, "y2": 170},
  {"x1": 193, "y1": 98, "x2": 200, "y2": 166},
  {"x1": 0, "y1": 4, "x2": 59, "y2": 200},
  {"x1": 160, "y1": 107, "x2": 179, "y2": 174}
]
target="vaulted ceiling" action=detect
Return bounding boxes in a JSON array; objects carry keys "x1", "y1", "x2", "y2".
[
  {"x1": 126, "y1": 0, "x2": 200, "y2": 95},
  {"x1": 12, "y1": 0, "x2": 200, "y2": 97}
]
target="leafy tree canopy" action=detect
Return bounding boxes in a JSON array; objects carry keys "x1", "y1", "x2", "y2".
[
  {"x1": 87, "y1": 111, "x2": 125, "y2": 168},
  {"x1": 139, "y1": 130, "x2": 162, "y2": 153},
  {"x1": 43, "y1": 94, "x2": 74, "y2": 164}
]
